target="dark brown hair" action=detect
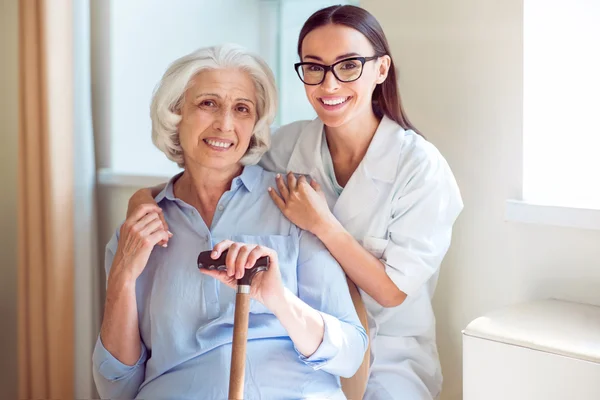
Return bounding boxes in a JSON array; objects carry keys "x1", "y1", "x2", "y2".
[{"x1": 297, "y1": 5, "x2": 420, "y2": 133}]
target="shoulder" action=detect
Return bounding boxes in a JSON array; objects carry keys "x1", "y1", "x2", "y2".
[
  {"x1": 399, "y1": 130, "x2": 448, "y2": 175},
  {"x1": 395, "y1": 131, "x2": 463, "y2": 214},
  {"x1": 260, "y1": 120, "x2": 314, "y2": 172},
  {"x1": 271, "y1": 119, "x2": 313, "y2": 145},
  {"x1": 269, "y1": 120, "x2": 312, "y2": 154},
  {"x1": 373, "y1": 122, "x2": 461, "y2": 204},
  {"x1": 371, "y1": 118, "x2": 452, "y2": 185}
]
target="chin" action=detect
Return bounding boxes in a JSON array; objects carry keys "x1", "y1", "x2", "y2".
[{"x1": 316, "y1": 113, "x2": 351, "y2": 128}]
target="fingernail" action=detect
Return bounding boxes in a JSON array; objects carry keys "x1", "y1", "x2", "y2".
[
  {"x1": 267, "y1": 187, "x2": 272, "y2": 192},
  {"x1": 276, "y1": 174, "x2": 280, "y2": 178},
  {"x1": 211, "y1": 251, "x2": 218, "y2": 258},
  {"x1": 162, "y1": 243, "x2": 168, "y2": 248},
  {"x1": 168, "y1": 231, "x2": 173, "y2": 237}
]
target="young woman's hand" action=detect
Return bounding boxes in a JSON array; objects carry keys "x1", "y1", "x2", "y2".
[
  {"x1": 199, "y1": 240, "x2": 284, "y2": 309},
  {"x1": 268, "y1": 172, "x2": 336, "y2": 238}
]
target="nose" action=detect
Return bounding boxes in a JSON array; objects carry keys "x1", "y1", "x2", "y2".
[
  {"x1": 320, "y1": 69, "x2": 340, "y2": 92},
  {"x1": 213, "y1": 108, "x2": 234, "y2": 132}
]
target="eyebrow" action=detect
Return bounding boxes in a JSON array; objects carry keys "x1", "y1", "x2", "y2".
[
  {"x1": 302, "y1": 52, "x2": 361, "y2": 62},
  {"x1": 195, "y1": 93, "x2": 255, "y2": 105}
]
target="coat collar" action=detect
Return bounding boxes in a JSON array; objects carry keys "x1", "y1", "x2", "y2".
[
  {"x1": 286, "y1": 118, "x2": 324, "y2": 176},
  {"x1": 286, "y1": 116, "x2": 403, "y2": 183},
  {"x1": 285, "y1": 116, "x2": 405, "y2": 225}
]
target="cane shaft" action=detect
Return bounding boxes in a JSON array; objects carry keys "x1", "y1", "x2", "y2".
[{"x1": 228, "y1": 291, "x2": 251, "y2": 400}]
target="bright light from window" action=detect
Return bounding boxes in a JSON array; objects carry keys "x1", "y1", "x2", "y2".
[{"x1": 523, "y1": 0, "x2": 600, "y2": 209}]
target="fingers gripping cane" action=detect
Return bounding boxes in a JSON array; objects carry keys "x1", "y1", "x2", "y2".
[{"x1": 197, "y1": 250, "x2": 270, "y2": 400}]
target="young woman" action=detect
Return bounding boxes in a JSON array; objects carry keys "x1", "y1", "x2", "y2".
[{"x1": 127, "y1": 6, "x2": 462, "y2": 399}]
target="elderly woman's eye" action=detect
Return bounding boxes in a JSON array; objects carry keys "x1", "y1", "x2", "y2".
[
  {"x1": 200, "y1": 100, "x2": 216, "y2": 107},
  {"x1": 237, "y1": 105, "x2": 250, "y2": 113}
]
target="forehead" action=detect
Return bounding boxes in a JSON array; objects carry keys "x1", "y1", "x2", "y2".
[
  {"x1": 187, "y1": 68, "x2": 256, "y2": 100},
  {"x1": 301, "y1": 24, "x2": 374, "y2": 63}
]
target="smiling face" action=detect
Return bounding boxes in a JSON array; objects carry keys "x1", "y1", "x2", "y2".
[
  {"x1": 300, "y1": 23, "x2": 390, "y2": 129},
  {"x1": 177, "y1": 68, "x2": 258, "y2": 173}
]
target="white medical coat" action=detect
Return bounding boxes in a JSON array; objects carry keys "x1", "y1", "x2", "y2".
[{"x1": 260, "y1": 116, "x2": 463, "y2": 399}]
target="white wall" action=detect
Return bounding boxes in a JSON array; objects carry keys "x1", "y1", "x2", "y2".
[
  {"x1": 0, "y1": 0, "x2": 19, "y2": 398},
  {"x1": 360, "y1": 1, "x2": 600, "y2": 399}
]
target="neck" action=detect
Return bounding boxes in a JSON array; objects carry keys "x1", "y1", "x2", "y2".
[
  {"x1": 325, "y1": 108, "x2": 381, "y2": 162},
  {"x1": 174, "y1": 162, "x2": 242, "y2": 226}
]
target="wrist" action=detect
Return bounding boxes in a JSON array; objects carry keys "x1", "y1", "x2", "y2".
[
  {"x1": 107, "y1": 268, "x2": 137, "y2": 292},
  {"x1": 264, "y1": 287, "x2": 293, "y2": 317},
  {"x1": 314, "y1": 216, "x2": 343, "y2": 243}
]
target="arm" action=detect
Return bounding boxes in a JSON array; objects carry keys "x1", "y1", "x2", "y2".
[
  {"x1": 93, "y1": 239, "x2": 147, "y2": 399},
  {"x1": 93, "y1": 205, "x2": 169, "y2": 399},
  {"x1": 200, "y1": 240, "x2": 326, "y2": 358},
  {"x1": 269, "y1": 175, "x2": 403, "y2": 306},
  {"x1": 128, "y1": 184, "x2": 165, "y2": 210},
  {"x1": 200, "y1": 238, "x2": 367, "y2": 376},
  {"x1": 269, "y1": 287, "x2": 326, "y2": 357},
  {"x1": 317, "y1": 221, "x2": 406, "y2": 307},
  {"x1": 270, "y1": 152, "x2": 463, "y2": 307},
  {"x1": 293, "y1": 232, "x2": 369, "y2": 377},
  {"x1": 318, "y1": 156, "x2": 463, "y2": 304}
]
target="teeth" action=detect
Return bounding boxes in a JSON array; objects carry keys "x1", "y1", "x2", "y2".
[
  {"x1": 322, "y1": 97, "x2": 349, "y2": 106},
  {"x1": 206, "y1": 139, "x2": 232, "y2": 148}
]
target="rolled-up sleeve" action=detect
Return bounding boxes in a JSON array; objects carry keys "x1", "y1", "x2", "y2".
[
  {"x1": 92, "y1": 336, "x2": 148, "y2": 399},
  {"x1": 383, "y1": 151, "x2": 463, "y2": 297},
  {"x1": 92, "y1": 232, "x2": 147, "y2": 399},
  {"x1": 295, "y1": 232, "x2": 368, "y2": 378}
]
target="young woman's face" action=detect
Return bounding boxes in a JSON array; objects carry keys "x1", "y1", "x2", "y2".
[{"x1": 299, "y1": 24, "x2": 390, "y2": 128}]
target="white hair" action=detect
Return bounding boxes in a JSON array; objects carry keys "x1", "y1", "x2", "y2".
[{"x1": 150, "y1": 44, "x2": 278, "y2": 167}]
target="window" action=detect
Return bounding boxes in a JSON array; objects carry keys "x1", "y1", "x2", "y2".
[
  {"x1": 93, "y1": 0, "x2": 358, "y2": 177},
  {"x1": 523, "y1": 0, "x2": 600, "y2": 210}
]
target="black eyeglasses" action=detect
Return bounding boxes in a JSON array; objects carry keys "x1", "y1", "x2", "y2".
[{"x1": 294, "y1": 56, "x2": 379, "y2": 85}]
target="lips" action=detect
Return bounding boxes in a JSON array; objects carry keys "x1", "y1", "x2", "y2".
[
  {"x1": 203, "y1": 138, "x2": 233, "y2": 149},
  {"x1": 319, "y1": 96, "x2": 351, "y2": 106}
]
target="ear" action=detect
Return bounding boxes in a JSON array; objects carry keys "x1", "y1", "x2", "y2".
[{"x1": 376, "y1": 55, "x2": 391, "y2": 84}]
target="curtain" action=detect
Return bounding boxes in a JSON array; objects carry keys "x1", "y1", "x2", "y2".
[{"x1": 18, "y1": 1, "x2": 75, "y2": 398}]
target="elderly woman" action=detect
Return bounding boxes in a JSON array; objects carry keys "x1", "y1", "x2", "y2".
[{"x1": 92, "y1": 44, "x2": 368, "y2": 400}]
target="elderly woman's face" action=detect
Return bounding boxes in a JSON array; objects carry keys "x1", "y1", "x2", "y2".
[{"x1": 178, "y1": 69, "x2": 258, "y2": 170}]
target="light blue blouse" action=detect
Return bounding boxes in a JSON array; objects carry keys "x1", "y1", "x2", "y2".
[{"x1": 92, "y1": 165, "x2": 367, "y2": 400}]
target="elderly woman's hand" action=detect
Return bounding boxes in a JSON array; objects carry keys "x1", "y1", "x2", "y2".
[
  {"x1": 109, "y1": 204, "x2": 171, "y2": 285},
  {"x1": 127, "y1": 186, "x2": 171, "y2": 246},
  {"x1": 199, "y1": 240, "x2": 285, "y2": 309}
]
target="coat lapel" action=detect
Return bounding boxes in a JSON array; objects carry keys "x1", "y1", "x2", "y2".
[
  {"x1": 285, "y1": 116, "x2": 403, "y2": 226},
  {"x1": 332, "y1": 117, "x2": 402, "y2": 226},
  {"x1": 286, "y1": 118, "x2": 324, "y2": 177},
  {"x1": 285, "y1": 118, "x2": 339, "y2": 209}
]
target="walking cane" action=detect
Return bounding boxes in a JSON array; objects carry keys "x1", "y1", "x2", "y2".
[{"x1": 198, "y1": 249, "x2": 270, "y2": 400}]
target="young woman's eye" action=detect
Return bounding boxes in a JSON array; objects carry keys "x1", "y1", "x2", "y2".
[
  {"x1": 307, "y1": 65, "x2": 324, "y2": 72},
  {"x1": 340, "y1": 61, "x2": 359, "y2": 70}
]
